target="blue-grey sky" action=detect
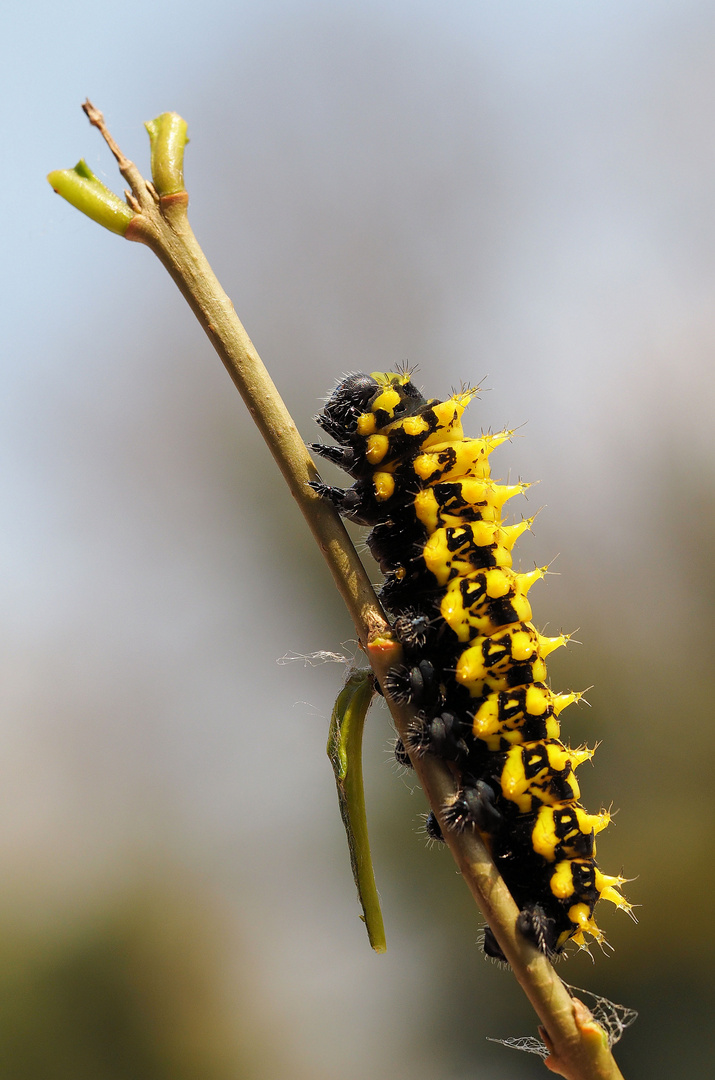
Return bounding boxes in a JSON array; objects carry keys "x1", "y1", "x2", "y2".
[{"x1": 2, "y1": 3, "x2": 715, "y2": 1077}]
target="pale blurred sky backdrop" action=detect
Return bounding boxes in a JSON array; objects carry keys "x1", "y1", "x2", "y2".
[{"x1": 1, "y1": 2, "x2": 715, "y2": 1078}]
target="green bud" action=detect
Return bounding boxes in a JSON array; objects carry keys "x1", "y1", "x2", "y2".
[
  {"x1": 47, "y1": 160, "x2": 133, "y2": 236},
  {"x1": 145, "y1": 112, "x2": 188, "y2": 196}
]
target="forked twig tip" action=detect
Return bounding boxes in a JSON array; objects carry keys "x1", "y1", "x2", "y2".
[{"x1": 81, "y1": 99, "x2": 128, "y2": 170}]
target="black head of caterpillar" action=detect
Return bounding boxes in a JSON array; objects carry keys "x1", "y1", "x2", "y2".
[{"x1": 311, "y1": 371, "x2": 634, "y2": 959}]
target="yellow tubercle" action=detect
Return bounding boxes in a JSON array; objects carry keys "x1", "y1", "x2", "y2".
[
  {"x1": 356, "y1": 412, "x2": 377, "y2": 436},
  {"x1": 402, "y1": 413, "x2": 431, "y2": 437},
  {"x1": 500, "y1": 517, "x2": 533, "y2": 550},
  {"x1": 524, "y1": 683, "x2": 550, "y2": 716},
  {"x1": 568, "y1": 745, "x2": 595, "y2": 770},
  {"x1": 369, "y1": 370, "x2": 413, "y2": 387},
  {"x1": 373, "y1": 472, "x2": 395, "y2": 501},
  {"x1": 510, "y1": 627, "x2": 539, "y2": 662},
  {"x1": 370, "y1": 387, "x2": 403, "y2": 416},
  {"x1": 535, "y1": 629, "x2": 569, "y2": 659},
  {"x1": 519, "y1": 566, "x2": 546, "y2": 593},
  {"x1": 499, "y1": 749, "x2": 531, "y2": 809},
  {"x1": 420, "y1": 399, "x2": 467, "y2": 447},
  {"x1": 470, "y1": 697, "x2": 499, "y2": 739},
  {"x1": 365, "y1": 433, "x2": 390, "y2": 464},
  {"x1": 455, "y1": 645, "x2": 490, "y2": 686},
  {"x1": 529, "y1": 657, "x2": 548, "y2": 684},
  {"x1": 484, "y1": 568, "x2": 512, "y2": 598},
  {"x1": 595, "y1": 870, "x2": 633, "y2": 913},
  {"x1": 542, "y1": 742, "x2": 575, "y2": 772},
  {"x1": 550, "y1": 860, "x2": 575, "y2": 899},
  {"x1": 450, "y1": 387, "x2": 478, "y2": 410},
  {"x1": 552, "y1": 690, "x2": 582, "y2": 716},
  {"x1": 471, "y1": 520, "x2": 502, "y2": 547},
  {"x1": 531, "y1": 809, "x2": 560, "y2": 861},
  {"x1": 412, "y1": 453, "x2": 443, "y2": 483},
  {"x1": 591, "y1": 808, "x2": 611, "y2": 835},
  {"x1": 480, "y1": 429, "x2": 514, "y2": 453},
  {"x1": 566, "y1": 902, "x2": 605, "y2": 943},
  {"x1": 457, "y1": 476, "x2": 502, "y2": 505},
  {"x1": 490, "y1": 481, "x2": 530, "y2": 510},
  {"x1": 414, "y1": 489, "x2": 440, "y2": 533}
]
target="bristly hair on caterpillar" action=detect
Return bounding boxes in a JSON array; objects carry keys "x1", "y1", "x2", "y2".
[{"x1": 311, "y1": 370, "x2": 635, "y2": 961}]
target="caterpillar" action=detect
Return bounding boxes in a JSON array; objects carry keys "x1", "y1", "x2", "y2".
[{"x1": 310, "y1": 370, "x2": 634, "y2": 960}]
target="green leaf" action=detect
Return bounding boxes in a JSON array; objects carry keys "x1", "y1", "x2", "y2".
[{"x1": 327, "y1": 669, "x2": 386, "y2": 953}]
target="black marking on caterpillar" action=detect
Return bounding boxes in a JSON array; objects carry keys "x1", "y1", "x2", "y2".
[
  {"x1": 311, "y1": 371, "x2": 634, "y2": 960},
  {"x1": 423, "y1": 811, "x2": 445, "y2": 844}
]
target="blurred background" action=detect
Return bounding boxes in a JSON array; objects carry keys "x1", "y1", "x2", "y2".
[{"x1": 1, "y1": 1, "x2": 714, "y2": 1076}]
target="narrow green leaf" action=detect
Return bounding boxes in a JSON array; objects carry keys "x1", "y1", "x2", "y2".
[{"x1": 327, "y1": 669, "x2": 385, "y2": 952}]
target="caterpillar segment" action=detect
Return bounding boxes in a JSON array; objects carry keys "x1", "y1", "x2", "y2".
[{"x1": 311, "y1": 371, "x2": 632, "y2": 960}]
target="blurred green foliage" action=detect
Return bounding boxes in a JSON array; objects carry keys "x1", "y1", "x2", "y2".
[{"x1": 0, "y1": 885, "x2": 274, "y2": 1080}]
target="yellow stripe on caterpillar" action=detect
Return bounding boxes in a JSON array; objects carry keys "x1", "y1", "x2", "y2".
[
  {"x1": 412, "y1": 432, "x2": 513, "y2": 484},
  {"x1": 413, "y1": 479, "x2": 529, "y2": 534},
  {"x1": 439, "y1": 567, "x2": 538, "y2": 641},
  {"x1": 470, "y1": 683, "x2": 571, "y2": 748},
  {"x1": 498, "y1": 739, "x2": 585, "y2": 811},
  {"x1": 422, "y1": 520, "x2": 534, "y2": 585},
  {"x1": 455, "y1": 623, "x2": 566, "y2": 697},
  {"x1": 531, "y1": 804, "x2": 611, "y2": 862}
]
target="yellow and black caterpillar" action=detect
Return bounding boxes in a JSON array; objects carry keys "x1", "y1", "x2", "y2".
[{"x1": 311, "y1": 371, "x2": 633, "y2": 960}]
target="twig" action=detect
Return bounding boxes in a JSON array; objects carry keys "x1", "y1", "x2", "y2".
[{"x1": 47, "y1": 103, "x2": 628, "y2": 1080}]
